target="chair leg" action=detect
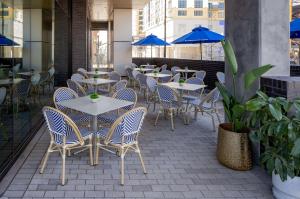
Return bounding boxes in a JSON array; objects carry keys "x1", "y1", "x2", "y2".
[
  {"x1": 194, "y1": 107, "x2": 198, "y2": 120},
  {"x1": 120, "y1": 147, "x2": 125, "y2": 185},
  {"x1": 89, "y1": 136, "x2": 93, "y2": 166},
  {"x1": 67, "y1": 149, "x2": 71, "y2": 157},
  {"x1": 95, "y1": 138, "x2": 99, "y2": 165},
  {"x1": 153, "y1": 102, "x2": 156, "y2": 112},
  {"x1": 136, "y1": 144, "x2": 147, "y2": 174},
  {"x1": 209, "y1": 113, "x2": 216, "y2": 131},
  {"x1": 61, "y1": 147, "x2": 66, "y2": 185},
  {"x1": 154, "y1": 111, "x2": 160, "y2": 126},
  {"x1": 215, "y1": 111, "x2": 221, "y2": 123},
  {"x1": 40, "y1": 143, "x2": 52, "y2": 174},
  {"x1": 170, "y1": 110, "x2": 174, "y2": 131}
]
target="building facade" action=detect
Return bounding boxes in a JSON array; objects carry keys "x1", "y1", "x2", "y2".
[{"x1": 132, "y1": 0, "x2": 225, "y2": 60}]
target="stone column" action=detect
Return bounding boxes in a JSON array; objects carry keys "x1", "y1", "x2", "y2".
[
  {"x1": 225, "y1": 0, "x2": 290, "y2": 98},
  {"x1": 113, "y1": 9, "x2": 132, "y2": 75}
]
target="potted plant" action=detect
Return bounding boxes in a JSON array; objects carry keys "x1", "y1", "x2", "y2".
[
  {"x1": 246, "y1": 92, "x2": 300, "y2": 199},
  {"x1": 215, "y1": 39, "x2": 273, "y2": 170},
  {"x1": 90, "y1": 92, "x2": 100, "y2": 103},
  {"x1": 95, "y1": 68, "x2": 99, "y2": 73},
  {"x1": 179, "y1": 79, "x2": 185, "y2": 86}
]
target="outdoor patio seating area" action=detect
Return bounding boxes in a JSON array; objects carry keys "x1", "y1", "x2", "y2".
[
  {"x1": 0, "y1": 65, "x2": 273, "y2": 198},
  {"x1": 1, "y1": 98, "x2": 273, "y2": 199}
]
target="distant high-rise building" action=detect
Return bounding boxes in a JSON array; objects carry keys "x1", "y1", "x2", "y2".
[{"x1": 133, "y1": 0, "x2": 225, "y2": 60}]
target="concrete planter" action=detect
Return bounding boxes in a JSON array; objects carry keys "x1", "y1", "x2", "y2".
[{"x1": 272, "y1": 173, "x2": 300, "y2": 199}]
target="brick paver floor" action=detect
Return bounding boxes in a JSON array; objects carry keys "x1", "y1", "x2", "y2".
[{"x1": 1, "y1": 104, "x2": 273, "y2": 199}]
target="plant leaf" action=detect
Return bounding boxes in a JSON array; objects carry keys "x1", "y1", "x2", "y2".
[
  {"x1": 246, "y1": 98, "x2": 267, "y2": 111},
  {"x1": 291, "y1": 138, "x2": 300, "y2": 156},
  {"x1": 244, "y1": 64, "x2": 273, "y2": 89},
  {"x1": 221, "y1": 40, "x2": 238, "y2": 76},
  {"x1": 269, "y1": 103, "x2": 282, "y2": 121}
]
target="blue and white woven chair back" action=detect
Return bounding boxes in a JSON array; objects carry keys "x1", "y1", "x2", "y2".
[
  {"x1": 201, "y1": 88, "x2": 220, "y2": 109},
  {"x1": 132, "y1": 70, "x2": 141, "y2": 79},
  {"x1": 161, "y1": 64, "x2": 168, "y2": 71},
  {"x1": 15, "y1": 80, "x2": 31, "y2": 98},
  {"x1": 216, "y1": 72, "x2": 225, "y2": 84},
  {"x1": 146, "y1": 77, "x2": 157, "y2": 93},
  {"x1": 111, "y1": 107, "x2": 147, "y2": 145},
  {"x1": 112, "y1": 80, "x2": 128, "y2": 93},
  {"x1": 77, "y1": 68, "x2": 87, "y2": 73},
  {"x1": 71, "y1": 73, "x2": 84, "y2": 82},
  {"x1": 53, "y1": 87, "x2": 78, "y2": 111},
  {"x1": 31, "y1": 73, "x2": 41, "y2": 86},
  {"x1": 109, "y1": 72, "x2": 121, "y2": 81},
  {"x1": 172, "y1": 73, "x2": 181, "y2": 82},
  {"x1": 0, "y1": 87, "x2": 6, "y2": 105},
  {"x1": 186, "y1": 77, "x2": 204, "y2": 85},
  {"x1": 131, "y1": 63, "x2": 138, "y2": 68},
  {"x1": 136, "y1": 73, "x2": 147, "y2": 87},
  {"x1": 12, "y1": 64, "x2": 20, "y2": 73},
  {"x1": 157, "y1": 85, "x2": 175, "y2": 103},
  {"x1": 171, "y1": 66, "x2": 180, "y2": 75},
  {"x1": 43, "y1": 106, "x2": 83, "y2": 145},
  {"x1": 113, "y1": 88, "x2": 137, "y2": 111},
  {"x1": 126, "y1": 68, "x2": 134, "y2": 79},
  {"x1": 67, "y1": 79, "x2": 86, "y2": 97},
  {"x1": 195, "y1": 70, "x2": 206, "y2": 80}
]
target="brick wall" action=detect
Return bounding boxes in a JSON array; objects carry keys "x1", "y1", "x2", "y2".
[{"x1": 132, "y1": 58, "x2": 225, "y2": 90}]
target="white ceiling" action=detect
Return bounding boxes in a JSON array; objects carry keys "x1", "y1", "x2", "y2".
[{"x1": 91, "y1": 0, "x2": 149, "y2": 21}]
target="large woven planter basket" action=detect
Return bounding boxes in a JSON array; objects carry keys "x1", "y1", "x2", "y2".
[{"x1": 217, "y1": 123, "x2": 252, "y2": 171}]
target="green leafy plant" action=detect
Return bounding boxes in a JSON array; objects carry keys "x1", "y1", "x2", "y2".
[
  {"x1": 90, "y1": 92, "x2": 99, "y2": 99},
  {"x1": 216, "y1": 39, "x2": 273, "y2": 133},
  {"x1": 93, "y1": 75, "x2": 98, "y2": 79},
  {"x1": 179, "y1": 79, "x2": 185, "y2": 85},
  {"x1": 95, "y1": 68, "x2": 99, "y2": 72},
  {"x1": 246, "y1": 91, "x2": 300, "y2": 181}
]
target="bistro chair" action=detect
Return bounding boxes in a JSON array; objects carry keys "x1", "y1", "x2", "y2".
[
  {"x1": 109, "y1": 71, "x2": 121, "y2": 82},
  {"x1": 95, "y1": 107, "x2": 147, "y2": 185},
  {"x1": 182, "y1": 77, "x2": 205, "y2": 103},
  {"x1": 193, "y1": 70, "x2": 206, "y2": 81},
  {"x1": 0, "y1": 87, "x2": 6, "y2": 115},
  {"x1": 67, "y1": 79, "x2": 87, "y2": 97},
  {"x1": 171, "y1": 66, "x2": 180, "y2": 75},
  {"x1": 170, "y1": 73, "x2": 181, "y2": 82},
  {"x1": 216, "y1": 72, "x2": 225, "y2": 84},
  {"x1": 161, "y1": 64, "x2": 168, "y2": 71},
  {"x1": 53, "y1": 87, "x2": 91, "y2": 125},
  {"x1": 39, "y1": 72, "x2": 50, "y2": 94},
  {"x1": 190, "y1": 87, "x2": 221, "y2": 131},
  {"x1": 136, "y1": 73, "x2": 147, "y2": 97},
  {"x1": 159, "y1": 69, "x2": 172, "y2": 83},
  {"x1": 77, "y1": 68, "x2": 87, "y2": 74},
  {"x1": 30, "y1": 73, "x2": 41, "y2": 103},
  {"x1": 71, "y1": 73, "x2": 85, "y2": 82},
  {"x1": 126, "y1": 67, "x2": 134, "y2": 86},
  {"x1": 98, "y1": 88, "x2": 137, "y2": 125},
  {"x1": 131, "y1": 63, "x2": 138, "y2": 68},
  {"x1": 155, "y1": 85, "x2": 183, "y2": 131},
  {"x1": 40, "y1": 106, "x2": 93, "y2": 185},
  {"x1": 46, "y1": 67, "x2": 55, "y2": 91},
  {"x1": 110, "y1": 80, "x2": 128, "y2": 95},
  {"x1": 14, "y1": 79, "x2": 31, "y2": 112},
  {"x1": 146, "y1": 76, "x2": 158, "y2": 111},
  {"x1": 132, "y1": 70, "x2": 141, "y2": 89}
]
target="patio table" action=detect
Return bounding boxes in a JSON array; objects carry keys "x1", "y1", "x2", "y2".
[
  {"x1": 140, "y1": 64, "x2": 156, "y2": 68},
  {"x1": 76, "y1": 78, "x2": 117, "y2": 93},
  {"x1": 175, "y1": 69, "x2": 198, "y2": 80},
  {"x1": 145, "y1": 73, "x2": 172, "y2": 79},
  {"x1": 134, "y1": 68, "x2": 154, "y2": 73},
  {"x1": 161, "y1": 82, "x2": 206, "y2": 124},
  {"x1": 85, "y1": 71, "x2": 110, "y2": 76},
  {"x1": 56, "y1": 95, "x2": 134, "y2": 164}
]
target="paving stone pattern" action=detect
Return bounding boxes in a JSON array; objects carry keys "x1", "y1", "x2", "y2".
[{"x1": 1, "y1": 103, "x2": 273, "y2": 199}]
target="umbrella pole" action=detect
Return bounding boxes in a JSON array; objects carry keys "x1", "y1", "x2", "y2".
[
  {"x1": 200, "y1": 43, "x2": 202, "y2": 60},
  {"x1": 151, "y1": 45, "x2": 153, "y2": 59}
]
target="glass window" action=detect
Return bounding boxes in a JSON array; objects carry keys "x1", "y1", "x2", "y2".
[
  {"x1": 219, "y1": 2, "x2": 225, "y2": 9},
  {"x1": 178, "y1": 0, "x2": 187, "y2": 8},
  {"x1": 194, "y1": 10, "x2": 203, "y2": 16},
  {"x1": 178, "y1": 10, "x2": 187, "y2": 16},
  {"x1": 194, "y1": 0, "x2": 203, "y2": 8}
]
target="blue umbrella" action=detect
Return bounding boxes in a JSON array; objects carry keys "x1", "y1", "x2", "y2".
[
  {"x1": 172, "y1": 26, "x2": 224, "y2": 60},
  {"x1": 0, "y1": 34, "x2": 19, "y2": 46},
  {"x1": 291, "y1": 19, "x2": 300, "y2": 39},
  {"x1": 133, "y1": 34, "x2": 170, "y2": 58}
]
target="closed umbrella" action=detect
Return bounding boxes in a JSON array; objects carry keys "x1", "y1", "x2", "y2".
[
  {"x1": 133, "y1": 34, "x2": 170, "y2": 58},
  {"x1": 172, "y1": 26, "x2": 224, "y2": 60}
]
